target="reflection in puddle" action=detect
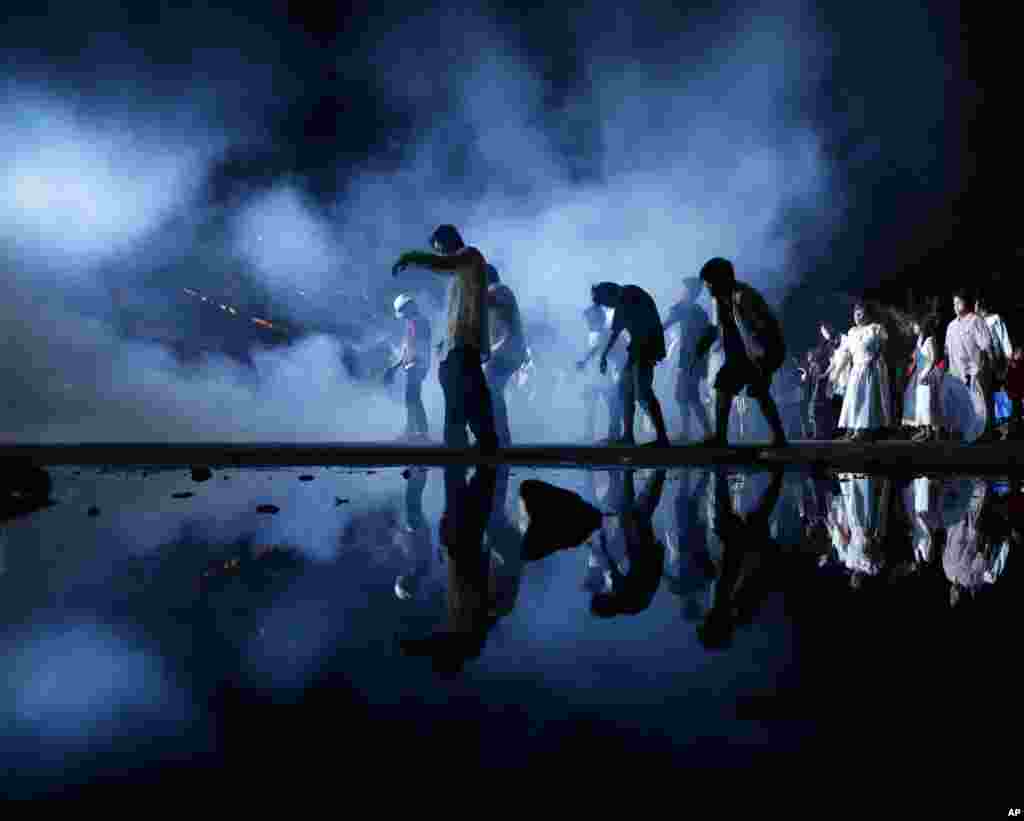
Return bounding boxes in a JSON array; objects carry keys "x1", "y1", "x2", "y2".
[{"x1": 0, "y1": 463, "x2": 1017, "y2": 792}]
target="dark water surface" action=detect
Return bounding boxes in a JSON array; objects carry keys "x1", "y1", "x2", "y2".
[{"x1": 1, "y1": 463, "x2": 1017, "y2": 795}]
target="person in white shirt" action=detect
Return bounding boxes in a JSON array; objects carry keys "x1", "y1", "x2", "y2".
[
  {"x1": 944, "y1": 288, "x2": 995, "y2": 441},
  {"x1": 976, "y1": 293, "x2": 1012, "y2": 430}
]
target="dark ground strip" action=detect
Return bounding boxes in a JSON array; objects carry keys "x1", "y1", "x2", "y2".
[{"x1": 3, "y1": 440, "x2": 1024, "y2": 475}]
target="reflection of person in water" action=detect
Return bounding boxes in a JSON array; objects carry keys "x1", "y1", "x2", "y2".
[
  {"x1": 398, "y1": 465, "x2": 498, "y2": 676},
  {"x1": 944, "y1": 480, "x2": 1011, "y2": 607},
  {"x1": 825, "y1": 474, "x2": 892, "y2": 587},
  {"x1": 698, "y1": 468, "x2": 783, "y2": 650},
  {"x1": 663, "y1": 471, "x2": 715, "y2": 622},
  {"x1": 590, "y1": 469, "x2": 667, "y2": 617},
  {"x1": 902, "y1": 476, "x2": 945, "y2": 570},
  {"x1": 393, "y1": 466, "x2": 435, "y2": 601},
  {"x1": 485, "y1": 467, "x2": 524, "y2": 621}
]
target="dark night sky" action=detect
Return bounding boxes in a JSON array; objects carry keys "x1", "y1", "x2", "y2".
[{"x1": 2, "y1": 0, "x2": 987, "y2": 293}]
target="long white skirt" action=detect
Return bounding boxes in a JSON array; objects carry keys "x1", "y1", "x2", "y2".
[
  {"x1": 838, "y1": 359, "x2": 891, "y2": 430},
  {"x1": 939, "y1": 374, "x2": 987, "y2": 443},
  {"x1": 902, "y1": 370, "x2": 942, "y2": 427}
]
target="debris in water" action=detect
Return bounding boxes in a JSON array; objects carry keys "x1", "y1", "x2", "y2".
[
  {"x1": 172, "y1": 492, "x2": 195, "y2": 499},
  {"x1": 257, "y1": 504, "x2": 280, "y2": 514},
  {"x1": 191, "y1": 466, "x2": 213, "y2": 483}
]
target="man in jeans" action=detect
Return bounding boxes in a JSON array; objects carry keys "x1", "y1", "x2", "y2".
[
  {"x1": 390, "y1": 293, "x2": 431, "y2": 441},
  {"x1": 579, "y1": 281, "x2": 670, "y2": 447},
  {"x1": 393, "y1": 225, "x2": 499, "y2": 452},
  {"x1": 484, "y1": 264, "x2": 527, "y2": 446}
]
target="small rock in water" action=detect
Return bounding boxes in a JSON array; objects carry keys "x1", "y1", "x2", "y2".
[
  {"x1": 87, "y1": 505, "x2": 100, "y2": 517},
  {"x1": 299, "y1": 474, "x2": 315, "y2": 482},
  {"x1": 172, "y1": 492, "x2": 195, "y2": 499},
  {"x1": 257, "y1": 504, "x2": 280, "y2": 514},
  {"x1": 191, "y1": 466, "x2": 213, "y2": 483}
]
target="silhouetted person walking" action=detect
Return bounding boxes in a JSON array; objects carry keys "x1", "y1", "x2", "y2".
[
  {"x1": 393, "y1": 225, "x2": 499, "y2": 452},
  {"x1": 662, "y1": 277, "x2": 713, "y2": 441},
  {"x1": 580, "y1": 282, "x2": 670, "y2": 447},
  {"x1": 693, "y1": 258, "x2": 788, "y2": 447}
]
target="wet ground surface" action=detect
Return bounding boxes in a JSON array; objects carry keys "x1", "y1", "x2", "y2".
[{"x1": 1, "y1": 463, "x2": 1019, "y2": 795}]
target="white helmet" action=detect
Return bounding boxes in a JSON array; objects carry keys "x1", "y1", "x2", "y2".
[{"x1": 393, "y1": 293, "x2": 415, "y2": 317}]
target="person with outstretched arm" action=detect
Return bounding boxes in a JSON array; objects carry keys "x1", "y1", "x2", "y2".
[{"x1": 393, "y1": 225, "x2": 499, "y2": 453}]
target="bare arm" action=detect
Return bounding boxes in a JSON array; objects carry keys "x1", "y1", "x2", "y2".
[{"x1": 393, "y1": 248, "x2": 474, "y2": 276}]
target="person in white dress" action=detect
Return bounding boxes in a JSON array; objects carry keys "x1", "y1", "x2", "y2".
[
  {"x1": 901, "y1": 314, "x2": 944, "y2": 441},
  {"x1": 827, "y1": 303, "x2": 891, "y2": 442},
  {"x1": 825, "y1": 473, "x2": 891, "y2": 587}
]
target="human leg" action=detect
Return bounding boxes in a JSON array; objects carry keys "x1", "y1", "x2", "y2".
[
  {"x1": 406, "y1": 367, "x2": 429, "y2": 437},
  {"x1": 635, "y1": 360, "x2": 669, "y2": 445},
  {"x1": 463, "y1": 350, "x2": 499, "y2": 451},
  {"x1": 439, "y1": 355, "x2": 468, "y2": 448},
  {"x1": 620, "y1": 359, "x2": 638, "y2": 444}
]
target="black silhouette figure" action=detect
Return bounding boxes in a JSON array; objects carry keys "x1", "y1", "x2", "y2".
[
  {"x1": 698, "y1": 468, "x2": 784, "y2": 649},
  {"x1": 398, "y1": 464, "x2": 497, "y2": 677},
  {"x1": 590, "y1": 469, "x2": 668, "y2": 618}
]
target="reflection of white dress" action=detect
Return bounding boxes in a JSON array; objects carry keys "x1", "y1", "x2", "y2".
[
  {"x1": 903, "y1": 477, "x2": 942, "y2": 563},
  {"x1": 829, "y1": 474, "x2": 889, "y2": 575},
  {"x1": 902, "y1": 336, "x2": 942, "y2": 427},
  {"x1": 832, "y1": 324, "x2": 891, "y2": 431}
]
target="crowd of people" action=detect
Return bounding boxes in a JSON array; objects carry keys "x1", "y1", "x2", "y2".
[{"x1": 388, "y1": 222, "x2": 1021, "y2": 449}]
